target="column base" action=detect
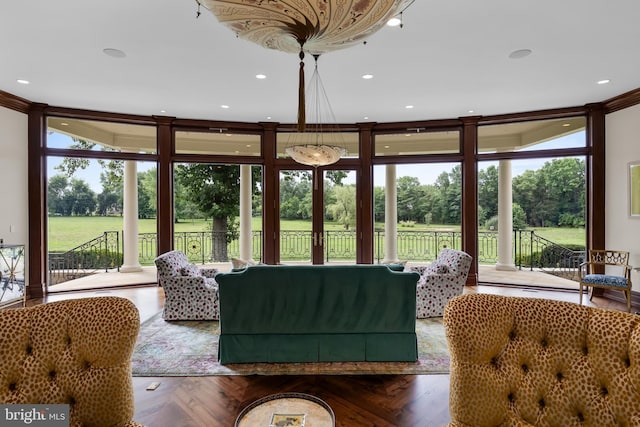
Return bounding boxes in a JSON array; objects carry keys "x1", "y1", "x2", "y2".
[
  {"x1": 120, "y1": 264, "x2": 143, "y2": 273},
  {"x1": 382, "y1": 258, "x2": 400, "y2": 264},
  {"x1": 495, "y1": 263, "x2": 517, "y2": 271}
]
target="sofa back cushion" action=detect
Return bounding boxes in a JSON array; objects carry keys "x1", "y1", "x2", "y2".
[
  {"x1": 444, "y1": 294, "x2": 640, "y2": 426},
  {"x1": 0, "y1": 297, "x2": 140, "y2": 427},
  {"x1": 216, "y1": 265, "x2": 420, "y2": 335}
]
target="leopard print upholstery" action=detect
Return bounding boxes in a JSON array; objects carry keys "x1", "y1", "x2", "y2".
[
  {"x1": 0, "y1": 296, "x2": 143, "y2": 427},
  {"x1": 154, "y1": 250, "x2": 220, "y2": 320},
  {"x1": 407, "y1": 248, "x2": 472, "y2": 318},
  {"x1": 444, "y1": 293, "x2": 640, "y2": 426}
]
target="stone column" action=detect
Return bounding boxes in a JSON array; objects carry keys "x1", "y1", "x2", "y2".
[
  {"x1": 496, "y1": 159, "x2": 516, "y2": 271},
  {"x1": 120, "y1": 160, "x2": 142, "y2": 272},
  {"x1": 239, "y1": 164, "x2": 253, "y2": 261},
  {"x1": 383, "y1": 164, "x2": 399, "y2": 264}
]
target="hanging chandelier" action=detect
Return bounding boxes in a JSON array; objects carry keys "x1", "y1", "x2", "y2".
[
  {"x1": 284, "y1": 53, "x2": 346, "y2": 166},
  {"x1": 199, "y1": 0, "x2": 414, "y2": 166}
]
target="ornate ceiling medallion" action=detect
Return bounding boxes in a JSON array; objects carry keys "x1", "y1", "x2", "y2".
[{"x1": 200, "y1": 0, "x2": 412, "y2": 54}]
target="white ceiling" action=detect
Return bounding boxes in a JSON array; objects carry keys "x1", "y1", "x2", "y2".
[{"x1": 2, "y1": 1, "x2": 639, "y2": 124}]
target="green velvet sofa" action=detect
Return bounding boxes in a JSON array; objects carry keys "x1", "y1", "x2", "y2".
[{"x1": 215, "y1": 264, "x2": 421, "y2": 364}]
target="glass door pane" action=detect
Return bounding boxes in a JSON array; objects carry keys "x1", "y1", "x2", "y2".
[
  {"x1": 477, "y1": 157, "x2": 586, "y2": 289},
  {"x1": 323, "y1": 170, "x2": 357, "y2": 264},
  {"x1": 373, "y1": 163, "x2": 461, "y2": 264},
  {"x1": 279, "y1": 170, "x2": 313, "y2": 264}
]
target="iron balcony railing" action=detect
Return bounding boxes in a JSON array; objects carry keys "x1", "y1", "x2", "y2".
[{"x1": 48, "y1": 229, "x2": 584, "y2": 284}]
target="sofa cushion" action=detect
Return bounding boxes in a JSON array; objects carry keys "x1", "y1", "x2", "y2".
[
  {"x1": 231, "y1": 257, "x2": 256, "y2": 269},
  {"x1": 581, "y1": 273, "x2": 629, "y2": 288}
]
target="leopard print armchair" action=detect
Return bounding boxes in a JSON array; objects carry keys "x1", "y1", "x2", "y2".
[
  {"x1": 0, "y1": 296, "x2": 143, "y2": 427},
  {"x1": 444, "y1": 293, "x2": 640, "y2": 426},
  {"x1": 154, "y1": 250, "x2": 219, "y2": 320}
]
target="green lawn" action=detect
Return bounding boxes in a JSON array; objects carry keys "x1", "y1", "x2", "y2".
[
  {"x1": 48, "y1": 215, "x2": 586, "y2": 252},
  {"x1": 528, "y1": 227, "x2": 585, "y2": 247}
]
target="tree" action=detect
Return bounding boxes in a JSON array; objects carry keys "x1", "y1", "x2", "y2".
[
  {"x1": 512, "y1": 203, "x2": 527, "y2": 229},
  {"x1": 373, "y1": 186, "x2": 385, "y2": 223},
  {"x1": 174, "y1": 164, "x2": 261, "y2": 261},
  {"x1": 279, "y1": 172, "x2": 312, "y2": 220},
  {"x1": 478, "y1": 165, "x2": 498, "y2": 224},
  {"x1": 174, "y1": 178, "x2": 202, "y2": 222},
  {"x1": 137, "y1": 168, "x2": 156, "y2": 219},
  {"x1": 513, "y1": 158, "x2": 585, "y2": 227},
  {"x1": 327, "y1": 185, "x2": 356, "y2": 229},
  {"x1": 68, "y1": 179, "x2": 97, "y2": 215},
  {"x1": 397, "y1": 176, "x2": 426, "y2": 222},
  {"x1": 97, "y1": 190, "x2": 119, "y2": 216},
  {"x1": 432, "y1": 166, "x2": 461, "y2": 224},
  {"x1": 48, "y1": 174, "x2": 70, "y2": 215}
]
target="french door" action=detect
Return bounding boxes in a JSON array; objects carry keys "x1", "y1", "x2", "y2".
[{"x1": 278, "y1": 167, "x2": 357, "y2": 264}]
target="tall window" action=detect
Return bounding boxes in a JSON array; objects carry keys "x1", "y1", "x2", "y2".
[
  {"x1": 174, "y1": 130, "x2": 263, "y2": 265},
  {"x1": 46, "y1": 117, "x2": 156, "y2": 290},
  {"x1": 477, "y1": 117, "x2": 587, "y2": 287}
]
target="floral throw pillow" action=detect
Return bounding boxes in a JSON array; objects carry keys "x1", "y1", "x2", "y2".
[
  {"x1": 425, "y1": 262, "x2": 450, "y2": 275},
  {"x1": 179, "y1": 263, "x2": 201, "y2": 276}
]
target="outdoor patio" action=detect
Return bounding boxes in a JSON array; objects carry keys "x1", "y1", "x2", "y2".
[{"x1": 48, "y1": 263, "x2": 580, "y2": 293}]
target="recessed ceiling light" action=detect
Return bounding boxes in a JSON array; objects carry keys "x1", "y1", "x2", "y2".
[
  {"x1": 266, "y1": 116, "x2": 272, "y2": 120},
  {"x1": 363, "y1": 116, "x2": 369, "y2": 120},
  {"x1": 562, "y1": 123, "x2": 571, "y2": 127},
  {"x1": 160, "y1": 110, "x2": 166, "y2": 113},
  {"x1": 508, "y1": 49, "x2": 532, "y2": 59},
  {"x1": 60, "y1": 122, "x2": 69, "y2": 126},
  {"x1": 256, "y1": 74, "x2": 267, "y2": 79},
  {"x1": 468, "y1": 109, "x2": 475, "y2": 114},
  {"x1": 387, "y1": 17, "x2": 402, "y2": 27},
  {"x1": 405, "y1": 105, "x2": 414, "y2": 109},
  {"x1": 221, "y1": 105, "x2": 230, "y2": 109},
  {"x1": 362, "y1": 74, "x2": 374, "y2": 80},
  {"x1": 597, "y1": 79, "x2": 611, "y2": 85},
  {"x1": 246, "y1": 144, "x2": 252, "y2": 148},
  {"x1": 17, "y1": 79, "x2": 30, "y2": 85},
  {"x1": 103, "y1": 48, "x2": 126, "y2": 58},
  {"x1": 384, "y1": 145, "x2": 390, "y2": 149}
]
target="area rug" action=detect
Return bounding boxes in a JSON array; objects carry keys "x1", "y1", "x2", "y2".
[{"x1": 131, "y1": 312, "x2": 450, "y2": 376}]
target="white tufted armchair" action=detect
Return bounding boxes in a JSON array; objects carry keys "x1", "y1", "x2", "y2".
[
  {"x1": 444, "y1": 293, "x2": 640, "y2": 426},
  {"x1": 406, "y1": 248, "x2": 472, "y2": 318},
  {"x1": 154, "y1": 250, "x2": 220, "y2": 320}
]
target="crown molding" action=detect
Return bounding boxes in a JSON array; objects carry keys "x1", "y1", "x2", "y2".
[
  {"x1": 0, "y1": 89, "x2": 31, "y2": 114},
  {"x1": 603, "y1": 87, "x2": 640, "y2": 114},
  {"x1": 3, "y1": 85, "x2": 640, "y2": 121}
]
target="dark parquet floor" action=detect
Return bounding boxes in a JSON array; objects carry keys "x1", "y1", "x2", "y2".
[{"x1": 33, "y1": 283, "x2": 629, "y2": 427}]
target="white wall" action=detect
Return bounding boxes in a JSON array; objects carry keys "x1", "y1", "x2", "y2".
[
  {"x1": 606, "y1": 103, "x2": 640, "y2": 293},
  {"x1": 0, "y1": 106, "x2": 28, "y2": 245}
]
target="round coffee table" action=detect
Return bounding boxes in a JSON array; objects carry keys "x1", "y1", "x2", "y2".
[{"x1": 235, "y1": 392, "x2": 335, "y2": 427}]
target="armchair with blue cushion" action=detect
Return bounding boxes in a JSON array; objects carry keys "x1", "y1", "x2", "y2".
[
  {"x1": 154, "y1": 250, "x2": 220, "y2": 320},
  {"x1": 579, "y1": 249, "x2": 632, "y2": 312}
]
